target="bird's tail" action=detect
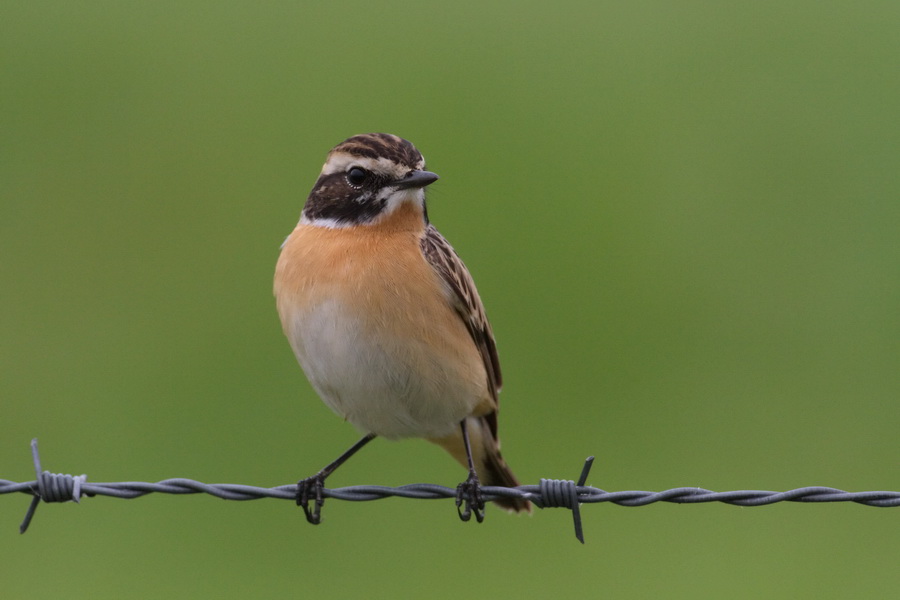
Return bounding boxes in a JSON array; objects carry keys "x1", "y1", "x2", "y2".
[{"x1": 429, "y1": 415, "x2": 531, "y2": 513}]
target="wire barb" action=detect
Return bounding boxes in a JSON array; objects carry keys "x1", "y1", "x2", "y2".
[
  {"x1": 18, "y1": 439, "x2": 89, "y2": 533},
  {"x1": 4, "y1": 441, "x2": 899, "y2": 541},
  {"x1": 533, "y1": 456, "x2": 595, "y2": 543}
]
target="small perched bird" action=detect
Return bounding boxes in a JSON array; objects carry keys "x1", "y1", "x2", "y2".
[{"x1": 274, "y1": 133, "x2": 529, "y2": 523}]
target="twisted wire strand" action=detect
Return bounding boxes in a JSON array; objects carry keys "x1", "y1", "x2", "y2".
[
  {"x1": 7, "y1": 479, "x2": 898, "y2": 506},
  {"x1": 4, "y1": 440, "x2": 899, "y2": 541}
]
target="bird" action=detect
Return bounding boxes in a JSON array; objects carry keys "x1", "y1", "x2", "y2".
[{"x1": 274, "y1": 133, "x2": 530, "y2": 523}]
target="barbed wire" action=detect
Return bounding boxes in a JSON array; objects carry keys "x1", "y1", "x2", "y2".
[{"x1": 3, "y1": 440, "x2": 898, "y2": 543}]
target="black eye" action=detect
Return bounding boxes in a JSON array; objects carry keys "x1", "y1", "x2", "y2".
[{"x1": 347, "y1": 167, "x2": 368, "y2": 187}]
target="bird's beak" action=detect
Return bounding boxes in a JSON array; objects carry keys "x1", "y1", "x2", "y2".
[{"x1": 392, "y1": 170, "x2": 439, "y2": 190}]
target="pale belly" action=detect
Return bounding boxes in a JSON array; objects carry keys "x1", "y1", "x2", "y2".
[{"x1": 285, "y1": 298, "x2": 484, "y2": 439}]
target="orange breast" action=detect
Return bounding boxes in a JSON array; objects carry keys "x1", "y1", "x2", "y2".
[{"x1": 274, "y1": 204, "x2": 492, "y2": 438}]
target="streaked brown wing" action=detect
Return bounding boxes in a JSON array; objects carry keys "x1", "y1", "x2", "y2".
[{"x1": 420, "y1": 224, "x2": 502, "y2": 406}]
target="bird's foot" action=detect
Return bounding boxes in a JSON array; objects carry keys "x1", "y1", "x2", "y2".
[
  {"x1": 296, "y1": 474, "x2": 327, "y2": 525},
  {"x1": 455, "y1": 472, "x2": 485, "y2": 523}
]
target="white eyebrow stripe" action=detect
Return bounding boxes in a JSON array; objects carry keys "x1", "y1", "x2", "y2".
[{"x1": 320, "y1": 153, "x2": 408, "y2": 177}]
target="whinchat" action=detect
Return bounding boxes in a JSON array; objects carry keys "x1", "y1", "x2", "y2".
[{"x1": 274, "y1": 133, "x2": 529, "y2": 523}]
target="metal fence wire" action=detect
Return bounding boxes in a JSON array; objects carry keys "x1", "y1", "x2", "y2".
[{"x1": 3, "y1": 440, "x2": 898, "y2": 543}]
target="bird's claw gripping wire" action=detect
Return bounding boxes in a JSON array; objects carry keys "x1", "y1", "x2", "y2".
[
  {"x1": 455, "y1": 473, "x2": 485, "y2": 523},
  {"x1": 293, "y1": 433, "x2": 377, "y2": 525},
  {"x1": 296, "y1": 475, "x2": 327, "y2": 525}
]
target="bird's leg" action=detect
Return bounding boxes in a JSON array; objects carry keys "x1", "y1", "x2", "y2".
[
  {"x1": 297, "y1": 432, "x2": 376, "y2": 524},
  {"x1": 455, "y1": 419, "x2": 485, "y2": 523}
]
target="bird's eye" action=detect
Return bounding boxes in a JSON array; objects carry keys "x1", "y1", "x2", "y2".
[{"x1": 347, "y1": 167, "x2": 368, "y2": 187}]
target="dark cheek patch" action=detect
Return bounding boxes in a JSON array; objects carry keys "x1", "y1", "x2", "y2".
[
  {"x1": 300, "y1": 134, "x2": 425, "y2": 225},
  {"x1": 303, "y1": 174, "x2": 386, "y2": 224}
]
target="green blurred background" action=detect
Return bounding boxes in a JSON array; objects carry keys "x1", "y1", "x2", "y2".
[{"x1": 2, "y1": 1, "x2": 898, "y2": 597}]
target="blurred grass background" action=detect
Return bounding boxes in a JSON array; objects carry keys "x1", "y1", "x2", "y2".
[{"x1": 2, "y1": 0, "x2": 898, "y2": 597}]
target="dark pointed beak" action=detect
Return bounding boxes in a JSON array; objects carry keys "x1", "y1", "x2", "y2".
[{"x1": 392, "y1": 169, "x2": 439, "y2": 190}]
